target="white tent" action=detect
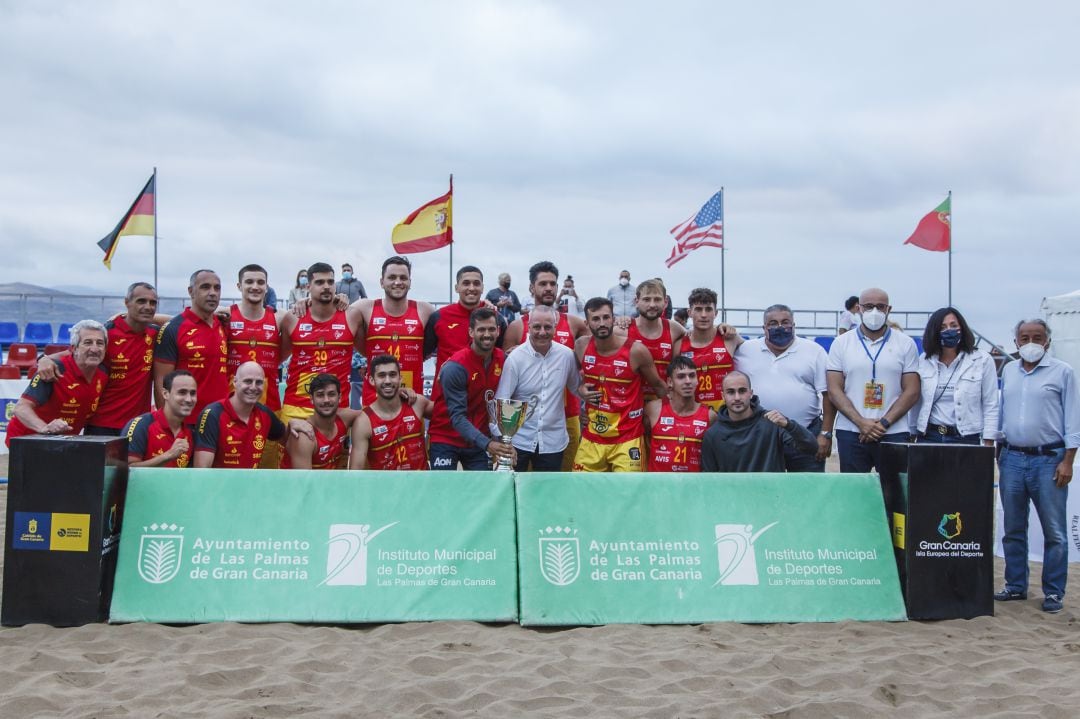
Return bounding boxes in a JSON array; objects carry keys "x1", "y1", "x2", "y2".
[{"x1": 1041, "y1": 289, "x2": 1080, "y2": 375}]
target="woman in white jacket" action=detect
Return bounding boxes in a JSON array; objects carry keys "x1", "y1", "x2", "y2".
[{"x1": 911, "y1": 307, "x2": 999, "y2": 446}]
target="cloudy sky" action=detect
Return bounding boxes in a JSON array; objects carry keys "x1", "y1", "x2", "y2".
[{"x1": 1, "y1": 1, "x2": 1077, "y2": 344}]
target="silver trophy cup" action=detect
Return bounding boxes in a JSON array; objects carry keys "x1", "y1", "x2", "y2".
[{"x1": 485, "y1": 390, "x2": 538, "y2": 471}]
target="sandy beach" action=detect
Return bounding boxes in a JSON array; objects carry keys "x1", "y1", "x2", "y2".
[{"x1": 1, "y1": 472, "x2": 1078, "y2": 717}]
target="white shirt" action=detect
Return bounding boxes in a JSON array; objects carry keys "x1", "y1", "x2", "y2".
[
  {"x1": 496, "y1": 340, "x2": 581, "y2": 453},
  {"x1": 826, "y1": 328, "x2": 919, "y2": 433},
  {"x1": 838, "y1": 310, "x2": 859, "y2": 332},
  {"x1": 736, "y1": 336, "x2": 827, "y2": 428}
]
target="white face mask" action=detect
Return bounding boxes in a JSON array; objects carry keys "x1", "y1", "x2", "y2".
[
  {"x1": 861, "y1": 308, "x2": 887, "y2": 332},
  {"x1": 1018, "y1": 342, "x2": 1046, "y2": 363},
  {"x1": 619, "y1": 278, "x2": 630, "y2": 287}
]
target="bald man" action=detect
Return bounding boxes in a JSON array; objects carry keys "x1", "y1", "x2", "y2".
[
  {"x1": 826, "y1": 287, "x2": 920, "y2": 473},
  {"x1": 194, "y1": 361, "x2": 311, "y2": 468}
]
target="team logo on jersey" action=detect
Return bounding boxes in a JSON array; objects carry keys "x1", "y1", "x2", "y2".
[
  {"x1": 230, "y1": 321, "x2": 245, "y2": 330},
  {"x1": 613, "y1": 360, "x2": 628, "y2": 368},
  {"x1": 317, "y1": 338, "x2": 326, "y2": 347},
  {"x1": 693, "y1": 419, "x2": 708, "y2": 427},
  {"x1": 248, "y1": 339, "x2": 257, "y2": 347},
  {"x1": 263, "y1": 324, "x2": 276, "y2": 331},
  {"x1": 373, "y1": 317, "x2": 386, "y2": 326},
  {"x1": 332, "y1": 324, "x2": 346, "y2": 330},
  {"x1": 583, "y1": 355, "x2": 595, "y2": 364},
  {"x1": 373, "y1": 425, "x2": 388, "y2": 436},
  {"x1": 660, "y1": 416, "x2": 675, "y2": 426},
  {"x1": 660, "y1": 342, "x2": 671, "y2": 350},
  {"x1": 447, "y1": 323, "x2": 459, "y2": 329}
]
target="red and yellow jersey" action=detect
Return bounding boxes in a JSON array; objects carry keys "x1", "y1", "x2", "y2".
[
  {"x1": 580, "y1": 338, "x2": 645, "y2": 444},
  {"x1": 226, "y1": 304, "x2": 281, "y2": 411},
  {"x1": 649, "y1": 401, "x2": 711, "y2": 472},
  {"x1": 5, "y1": 355, "x2": 107, "y2": 444},
  {"x1": 195, "y1": 399, "x2": 285, "y2": 469},
  {"x1": 679, "y1": 333, "x2": 734, "y2": 410},
  {"x1": 122, "y1": 410, "x2": 193, "y2": 467},
  {"x1": 280, "y1": 417, "x2": 349, "y2": 469},
  {"x1": 91, "y1": 317, "x2": 157, "y2": 429},
  {"x1": 626, "y1": 320, "x2": 675, "y2": 402},
  {"x1": 520, "y1": 310, "x2": 580, "y2": 418},
  {"x1": 155, "y1": 308, "x2": 229, "y2": 421},
  {"x1": 284, "y1": 309, "x2": 353, "y2": 410},
  {"x1": 363, "y1": 403, "x2": 428, "y2": 470},
  {"x1": 363, "y1": 300, "x2": 425, "y2": 405}
]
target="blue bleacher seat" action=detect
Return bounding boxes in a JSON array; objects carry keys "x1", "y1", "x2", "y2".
[
  {"x1": 56, "y1": 322, "x2": 74, "y2": 346},
  {"x1": 23, "y1": 321, "x2": 54, "y2": 348},
  {"x1": 913, "y1": 337, "x2": 924, "y2": 356},
  {"x1": 813, "y1": 336, "x2": 833, "y2": 353},
  {"x1": 0, "y1": 322, "x2": 18, "y2": 349}
]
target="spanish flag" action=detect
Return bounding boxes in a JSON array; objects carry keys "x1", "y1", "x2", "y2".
[
  {"x1": 97, "y1": 173, "x2": 156, "y2": 269},
  {"x1": 390, "y1": 178, "x2": 453, "y2": 254}
]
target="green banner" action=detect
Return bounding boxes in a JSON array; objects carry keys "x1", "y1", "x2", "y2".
[
  {"x1": 110, "y1": 469, "x2": 518, "y2": 623},
  {"x1": 516, "y1": 473, "x2": 905, "y2": 624}
]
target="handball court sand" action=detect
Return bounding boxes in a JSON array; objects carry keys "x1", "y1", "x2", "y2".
[{"x1": 0, "y1": 465, "x2": 1078, "y2": 717}]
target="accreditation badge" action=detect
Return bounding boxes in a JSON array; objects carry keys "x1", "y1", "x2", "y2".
[{"x1": 863, "y1": 381, "x2": 885, "y2": 410}]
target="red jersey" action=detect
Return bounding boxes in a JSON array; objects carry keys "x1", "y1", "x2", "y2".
[
  {"x1": 122, "y1": 410, "x2": 193, "y2": 467},
  {"x1": 363, "y1": 403, "x2": 428, "y2": 470},
  {"x1": 579, "y1": 338, "x2": 645, "y2": 444},
  {"x1": 363, "y1": 300, "x2": 425, "y2": 405},
  {"x1": 226, "y1": 304, "x2": 282, "y2": 411},
  {"x1": 627, "y1": 320, "x2": 675, "y2": 401},
  {"x1": 195, "y1": 399, "x2": 286, "y2": 469},
  {"x1": 283, "y1": 309, "x2": 354, "y2": 410},
  {"x1": 280, "y1": 417, "x2": 348, "y2": 469},
  {"x1": 91, "y1": 316, "x2": 158, "y2": 429},
  {"x1": 649, "y1": 401, "x2": 711, "y2": 472},
  {"x1": 423, "y1": 302, "x2": 475, "y2": 376},
  {"x1": 428, "y1": 346, "x2": 504, "y2": 448},
  {"x1": 5, "y1": 354, "x2": 107, "y2": 445},
  {"x1": 679, "y1": 333, "x2": 734, "y2": 410},
  {"x1": 519, "y1": 310, "x2": 581, "y2": 418},
  {"x1": 155, "y1": 308, "x2": 229, "y2": 421}
]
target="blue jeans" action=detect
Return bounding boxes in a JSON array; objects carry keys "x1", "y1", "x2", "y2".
[
  {"x1": 514, "y1": 447, "x2": 564, "y2": 472},
  {"x1": 429, "y1": 442, "x2": 492, "y2": 471},
  {"x1": 998, "y1": 447, "x2": 1069, "y2": 598},
  {"x1": 836, "y1": 430, "x2": 909, "y2": 472}
]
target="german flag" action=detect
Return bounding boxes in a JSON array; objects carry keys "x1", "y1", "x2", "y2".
[
  {"x1": 97, "y1": 173, "x2": 155, "y2": 269},
  {"x1": 390, "y1": 178, "x2": 452, "y2": 254}
]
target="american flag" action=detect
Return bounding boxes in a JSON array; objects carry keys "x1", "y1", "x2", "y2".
[{"x1": 666, "y1": 190, "x2": 723, "y2": 268}]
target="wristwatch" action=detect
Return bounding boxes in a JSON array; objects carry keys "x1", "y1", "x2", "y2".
[
  {"x1": 879, "y1": 417, "x2": 892, "y2": 430},
  {"x1": 820, "y1": 431, "x2": 833, "y2": 439}
]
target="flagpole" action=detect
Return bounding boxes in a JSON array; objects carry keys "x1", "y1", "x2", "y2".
[
  {"x1": 947, "y1": 189, "x2": 952, "y2": 307},
  {"x1": 153, "y1": 166, "x2": 159, "y2": 289},
  {"x1": 720, "y1": 186, "x2": 726, "y2": 322},
  {"x1": 448, "y1": 173, "x2": 454, "y2": 303}
]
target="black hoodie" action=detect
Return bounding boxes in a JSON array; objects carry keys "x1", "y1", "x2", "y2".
[{"x1": 700, "y1": 396, "x2": 817, "y2": 472}]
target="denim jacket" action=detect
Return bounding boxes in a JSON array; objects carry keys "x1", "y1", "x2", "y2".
[{"x1": 910, "y1": 349, "x2": 1001, "y2": 440}]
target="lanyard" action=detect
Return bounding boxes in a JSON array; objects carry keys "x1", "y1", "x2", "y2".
[
  {"x1": 857, "y1": 328, "x2": 890, "y2": 381},
  {"x1": 933, "y1": 354, "x2": 964, "y2": 404}
]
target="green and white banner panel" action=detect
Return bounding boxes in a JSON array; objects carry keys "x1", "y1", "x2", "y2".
[
  {"x1": 517, "y1": 472, "x2": 905, "y2": 625},
  {"x1": 111, "y1": 469, "x2": 518, "y2": 623}
]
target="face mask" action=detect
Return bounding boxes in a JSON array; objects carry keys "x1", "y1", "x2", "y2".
[
  {"x1": 1018, "y1": 342, "x2": 1046, "y2": 363},
  {"x1": 767, "y1": 326, "x2": 794, "y2": 347},
  {"x1": 619, "y1": 278, "x2": 630, "y2": 287},
  {"x1": 341, "y1": 271, "x2": 352, "y2": 281},
  {"x1": 299, "y1": 277, "x2": 308, "y2": 287},
  {"x1": 862, "y1": 309, "x2": 887, "y2": 332},
  {"x1": 940, "y1": 328, "x2": 961, "y2": 348}
]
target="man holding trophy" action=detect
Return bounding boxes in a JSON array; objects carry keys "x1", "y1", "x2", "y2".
[
  {"x1": 429, "y1": 307, "x2": 515, "y2": 470},
  {"x1": 494, "y1": 305, "x2": 583, "y2": 472}
]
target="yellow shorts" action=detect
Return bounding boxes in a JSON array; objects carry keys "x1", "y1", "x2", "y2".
[
  {"x1": 561, "y1": 415, "x2": 581, "y2": 472},
  {"x1": 573, "y1": 436, "x2": 644, "y2": 473},
  {"x1": 278, "y1": 403, "x2": 315, "y2": 424},
  {"x1": 701, "y1": 399, "x2": 724, "y2": 412}
]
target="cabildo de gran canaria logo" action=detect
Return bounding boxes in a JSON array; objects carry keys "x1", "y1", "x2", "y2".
[
  {"x1": 937, "y1": 512, "x2": 962, "y2": 539},
  {"x1": 539, "y1": 526, "x2": 580, "y2": 586},
  {"x1": 137, "y1": 523, "x2": 185, "y2": 584}
]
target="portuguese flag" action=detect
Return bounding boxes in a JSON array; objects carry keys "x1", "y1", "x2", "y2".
[
  {"x1": 904, "y1": 195, "x2": 951, "y2": 252},
  {"x1": 391, "y1": 178, "x2": 453, "y2": 254},
  {"x1": 97, "y1": 173, "x2": 156, "y2": 269}
]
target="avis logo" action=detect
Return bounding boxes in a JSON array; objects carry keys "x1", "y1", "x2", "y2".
[
  {"x1": 538, "y1": 526, "x2": 579, "y2": 586},
  {"x1": 137, "y1": 523, "x2": 185, "y2": 584},
  {"x1": 321, "y1": 522, "x2": 397, "y2": 587},
  {"x1": 937, "y1": 512, "x2": 962, "y2": 540},
  {"x1": 713, "y1": 522, "x2": 777, "y2": 586}
]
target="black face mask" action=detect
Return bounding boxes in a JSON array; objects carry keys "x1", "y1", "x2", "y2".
[{"x1": 767, "y1": 326, "x2": 794, "y2": 347}]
